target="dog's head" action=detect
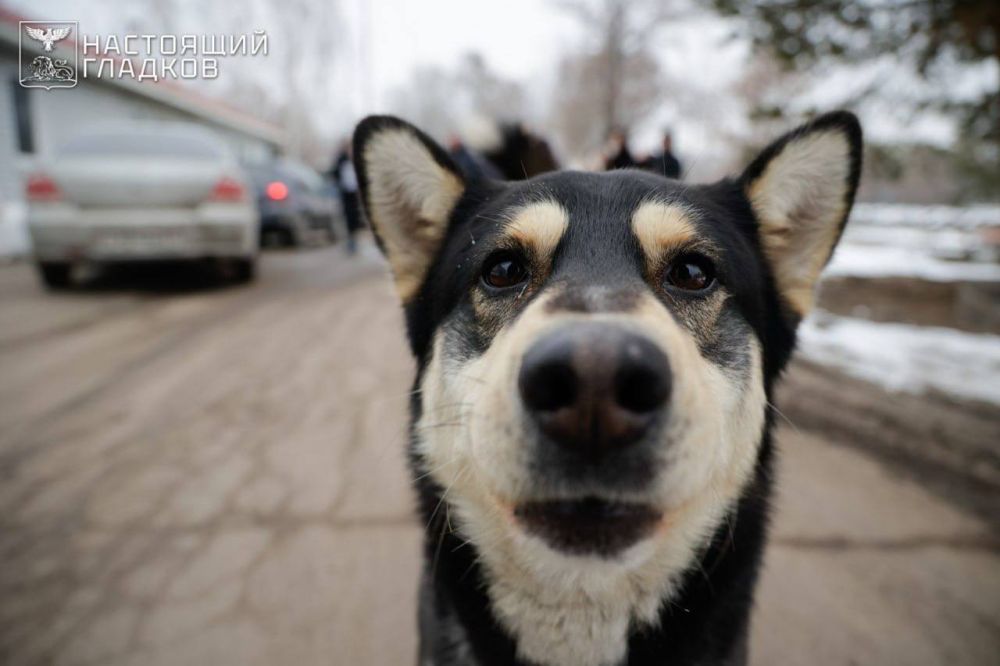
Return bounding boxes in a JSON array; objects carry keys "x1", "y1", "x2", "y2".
[{"x1": 354, "y1": 113, "x2": 861, "y2": 664}]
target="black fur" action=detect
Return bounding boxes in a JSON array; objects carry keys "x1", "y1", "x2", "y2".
[{"x1": 354, "y1": 112, "x2": 863, "y2": 666}]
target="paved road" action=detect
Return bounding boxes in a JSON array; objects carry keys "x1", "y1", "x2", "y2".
[{"x1": 1, "y1": 246, "x2": 997, "y2": 665}]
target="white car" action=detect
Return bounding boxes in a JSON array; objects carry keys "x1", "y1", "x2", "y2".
[{"x1": 26, "y1": 123, "x2": 259, "y2": 288}]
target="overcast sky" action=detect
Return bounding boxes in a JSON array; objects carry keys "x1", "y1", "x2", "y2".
[
  {"x1": 343, "y1": 0, "x2": 577, "y2": 110},
  {"x1": 10, "y1": 0, "x2": 989, "y2": 165}
]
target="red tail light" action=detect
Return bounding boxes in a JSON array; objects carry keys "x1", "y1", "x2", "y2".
[
  {"x1": 266, "y1": 181, "x2": 289, "y2": 201},
  {"x1": 26, "y1": 174, "x2": 61, "y2": 201},
  {"x1": 209, "y1": 177, "x2": 245, "y2": 202}
]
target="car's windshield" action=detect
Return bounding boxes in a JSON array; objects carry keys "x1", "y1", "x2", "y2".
[{"x1": 60, "y1": 130, "x2": 226, "y2": 160}]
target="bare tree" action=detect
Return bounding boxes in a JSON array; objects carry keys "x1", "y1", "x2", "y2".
[
  {"x1": 386, "y1": 53, "x2": 527, "y2": 142},
  {"x1": 99, "y1": 0, "x2": 346, "y2": 164},
  {"x1": 456, "y1": 53, "x2": 526, "y2": 124},
  {"x1": 550, "y1": 0, "x2": 688, "y2": 157},
  {"x1": 728, "y1": 52, "x2": 808, "y2": 158},
  {"x1": 387, "y1": 65, "x2": 461, "y2": 141}
]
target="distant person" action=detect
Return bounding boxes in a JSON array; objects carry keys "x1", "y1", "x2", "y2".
[
  {"x1": 331, "y1": 141, "x2": 362, "y2": 254},
  {"x1": 603, "y1": 127, "x2": 637, "y2": 170},
  {"x1": 641, "y1": 130, "x2": 682, "y2": 179},
  {"x1": 480, "y1": 123, "x2": 559, "y2": 180},
  {"x1": 447, "y1": 134, "x2": 503, "y2": 181}
]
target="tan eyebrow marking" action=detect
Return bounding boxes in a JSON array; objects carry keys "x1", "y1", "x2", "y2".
[
  {"x1": 504, "y1": 200, "x2": 569, "y2": 258},
  {"x1": 631, "y1": 201, "x2": 698, "y2": 270}
]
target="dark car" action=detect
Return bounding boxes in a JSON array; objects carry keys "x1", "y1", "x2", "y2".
[{"x1": 247, "y1": 159, "x2": 345, "y2": 247}]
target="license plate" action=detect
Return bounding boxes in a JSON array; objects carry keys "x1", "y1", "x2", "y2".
[{"x1": 96, "y1": 227, "x2": 192, "y2": 253}]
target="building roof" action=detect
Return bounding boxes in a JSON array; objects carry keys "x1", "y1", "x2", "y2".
[{"x1": 0, "y1": 7, "x2": 283, "y2": 147}]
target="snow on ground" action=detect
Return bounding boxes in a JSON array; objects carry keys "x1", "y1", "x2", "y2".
[
  {"x1": 826, "y1": 244, "x2": 1000, "y2": 282},
  {"x1": 851, "y1": 203, "x2": 1000, "y2": 230},
  {"x1": 797, "y1": 312, "x2": 1000, "y2": 406},
  {"x1": 843, "y1": 224, "x2": 982, "y2": 258},
  {"x1": 828, "y1": 204, "x2": 1000, "y2": 281}
]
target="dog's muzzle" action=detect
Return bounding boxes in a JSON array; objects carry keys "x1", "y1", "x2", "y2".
[{"x1": 514, "y1": 322, "x2": 671, "y2": 555}]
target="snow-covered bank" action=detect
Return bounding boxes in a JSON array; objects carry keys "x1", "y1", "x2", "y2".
[
  {"x1": 797, "y1": 312, "x2": 1000, "y2": 406},
  {"x1": 851, "y1": 203, "x2": 1000, "y2": 230},
  {"x1": 827, "y1": 203, "x2": 1000, "y2": 281},
  {"x1": 825, "y1": 245, "x2": 1000, "y2": 282}
]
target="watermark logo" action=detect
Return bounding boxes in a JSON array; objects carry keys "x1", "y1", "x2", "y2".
[
  {"x1": 17, "y1": 22, "x2": 268, "y2": 89},
  {"x1": 19, "y1": 21, "x2": 78, "y2": 89}
]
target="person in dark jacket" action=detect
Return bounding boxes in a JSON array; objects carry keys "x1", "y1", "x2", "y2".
[
  {"x1": 480, "y1": 124, "x2": 559, "y2": 180},
  {"x1": 641, "y1": 130, "x2": 682, "y2": 179},
  {"x1": 603, "y1": 127, "x2": 637, "y2": 171},
  {"x1": 447, "y1": 135, "x2": 504, "y2": 181},
  {"x1": 330, "y1": 141, "x2": 362, "y2": 254}
]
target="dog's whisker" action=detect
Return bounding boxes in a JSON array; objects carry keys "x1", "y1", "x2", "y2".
[
  {"x1": 450, "y1": 535, "x2": 474, "y2": 553},
  {"x1": 425, "y1": 465, "x2": 469, "y2": 531},
  {"x1": 430, "y1": 511, "x2": 450, "y2": 581},
  {"x1": 766, "y1": 399, "x2": 799, "y2": 433},
  {"x1": 414, "y1": 421, "x2": 466, "y2": 431},
  {"x1": 412, "y1": 458, "x2": 462, "y2": 483},
  {"x1": 458, "y1": 549, "x2": 489, "y2": 584},
  {"x1": 419, "y1": 400, "x2": 474, "y2": 415},
  {"x1": 430, "y1": 477, "x2": 470, "y2": 580}
]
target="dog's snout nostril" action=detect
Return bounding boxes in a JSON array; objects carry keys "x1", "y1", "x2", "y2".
[
  {"x1": 615, "y1": 341, "x2": 671, "y2": 413},
  {"x1": 519, "y1": 324, "x2": 671, "y2": 458},
  {"x1": 520, "y1": 360, "x2": 577, "y2": 412}
]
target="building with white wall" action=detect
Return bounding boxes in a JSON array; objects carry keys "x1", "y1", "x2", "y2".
[{"x1": 0, "y1": 8, "x2": 282, "y2": 256}]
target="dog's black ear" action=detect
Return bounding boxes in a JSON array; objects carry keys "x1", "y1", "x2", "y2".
[
  {"x1": 740, "y1": 111, "x2": 862, "y2": 317},
  {"x1": 353, "y1": 116, "x2": 466, "y2": 301}
]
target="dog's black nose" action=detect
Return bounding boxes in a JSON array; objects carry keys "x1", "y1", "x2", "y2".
[{"x1": 518, "y1": 323, "x2": 670, "y2": 457}]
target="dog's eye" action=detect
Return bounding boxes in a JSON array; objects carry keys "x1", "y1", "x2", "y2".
[
  {"x1": 482, "y1": 252, "x2": 529, "y2": 289},
  {"x1": 665, "y1": 254, "x2": 716, "y2": 292}
]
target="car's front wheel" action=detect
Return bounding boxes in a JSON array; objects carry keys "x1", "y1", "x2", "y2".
[{"x1": 37, "y1": 262, "x2": 72, "y2": 289}]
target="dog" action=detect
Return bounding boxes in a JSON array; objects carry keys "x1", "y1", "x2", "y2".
[{"x1": 352, "y1": 111, "x2": 862, "y2": 666}]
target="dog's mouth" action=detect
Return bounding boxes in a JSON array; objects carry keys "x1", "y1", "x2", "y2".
[{"x1": 513, "y1": 497, "x2": 662, "y2": 556}]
